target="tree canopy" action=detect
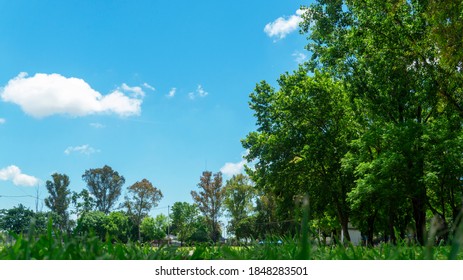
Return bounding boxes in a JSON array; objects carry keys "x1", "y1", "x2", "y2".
[
  {"x1": 191, "y1": 171, "x2": 225, "y2": 242},
  {"x1": 82, "y1": 165, "x2": 125, "y2": 214}
]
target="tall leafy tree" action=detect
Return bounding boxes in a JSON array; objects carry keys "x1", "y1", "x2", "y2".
[
  {"x1": 299, "y1": 0, "x2": 463, "y2": 244},
  {"x1": 223, "y1": 174, "x2": 255, "y2": 240},
  {"x1": 170, "y1": 202, "x2": 200, "y2": 246},
  {"x1": 242, "y1": 69, "x2": 356, "y2": 240},
  {"x1": 123, "y1": 178, "x2": 163, "y2": 240},
  {"x1": 191, "y1": 171, "x2": 225, "y2": 242},
  {"x1": 44, "y1": 173, "x2": 71, "y2": 231},
  {"x1": 82, "y1": 165, "x2": 125, "y2": 214},
  {"x1": 253, "y1": 194, "x2": 279, "y2": 239}
]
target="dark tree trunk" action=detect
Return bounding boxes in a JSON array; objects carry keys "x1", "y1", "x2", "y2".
[{"x1": 412, "y1": 197, "x2": 426, "y2": 245}]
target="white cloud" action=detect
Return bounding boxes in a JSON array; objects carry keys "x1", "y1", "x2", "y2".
[
  {"x1": 264, "y1": 9, "x2": 305, "y2": 40},
  {"x1": 89, "y1": 122, "x2": 105, "y2": 129},
  {"x1": 197, "y1": 85, "x2": 208, "y2": 97},
  {"x1": 292, "y1": 50, "x2": 307, "y2": 63},
  {"x1": 167, "y1": 87, "x2": 176, "y2": 98},
  {"x1": 120, "y1": 83, "x2": 145, "y2": 98},
  {"x1": 188, "y1": 85, "x2": 209, "y2": 100},
  {"x1": 0, "y1": 118, "x2": 5, "y2": 124},
  {"x1": 142, "y1": 82, "x2": 156, "y2": 91},
  {"x1": 220, "y1": 150, "x2": 251, "y2": 177},
  {"x1": 220, "y1": 159, "x2": 246, "y2": 177},
  {"x1": 64, "y1": 144, "x2": 100, "y2": 155},
  {"x1": 0, "y1": 72, "x2": 144, "y2": 118},
  {"x1": 0, "y1": 165, "x2": 39, "y2": 187}
]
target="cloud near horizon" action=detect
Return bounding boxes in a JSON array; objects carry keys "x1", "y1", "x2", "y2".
[
  {"x1": 0, "y1": 72, "x2": 144, "y2": 118},
  {"x1": 264, "y1": 9, "x2": 305, "y2": 40},
  {"x1": 0, "y1": 165, "x2": 39, "y2": 187}
]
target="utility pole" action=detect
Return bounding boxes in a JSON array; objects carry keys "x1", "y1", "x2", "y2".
[
  {"x1": 35, "y1": 184, "x2": 40, "y2": 213},
  {"x1": 167, "y1": 205, "x2": 170, "y2": 236}
]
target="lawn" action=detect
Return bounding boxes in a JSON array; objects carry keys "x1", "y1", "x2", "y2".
[{"x1": 1, "y1": 232, "x2": 462, "y2": 260}]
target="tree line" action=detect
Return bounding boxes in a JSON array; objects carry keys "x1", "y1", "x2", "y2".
[{"x1": 1, "y1": 166, "x2": 273, "y2": 244}]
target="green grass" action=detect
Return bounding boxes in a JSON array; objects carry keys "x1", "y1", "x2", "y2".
[
  {"x1": 1, "y1": 218, "x2": 462, "y2": 260},
  {"x1": 1, "y1": 232, "x2": 462, "y2": 260}
]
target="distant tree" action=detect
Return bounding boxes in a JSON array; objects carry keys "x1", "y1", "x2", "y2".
[
  {"x1": 140, "y1": 214, "x2": 168, "y2": 242},
  {"x1": 82, "y1": 165, "x2": 125, "y2": 214},
  {"x1": 74, "y1": 211, "x2": 108, "y2": 239},
  {"x1": 188, "y1": 216, "x2": 211, "y2": 243},
  {"x1": 191, "y1": 171, "x2": 225, "y2": 242},
  {"x1": 105, "y1": 211, "x2": 132, "y2": 243},
  {"x1": 253, "y1": 194, "x2": 279, "y2": 238},
  {"x1": 170, "y1": 202, "x2": 199, "y2": 245},
  {"x1": 32, "y1": 211, "x2": 55, "y2": 234},
  {"x1": 44, "y1": 173, "x2": 71, "y2": 231},
  {"x1": 123, "y1": 179, "x2": 163, "y2": 241},
  {"x1": 0, "y1": 204, "x2": 36, "y2": 234},
  {"x1": 223, "y1": 174, "x2": 255, "y2": 240},
  {"x1": 71, "y1": 189, "x2": 96, "y2": 217}
]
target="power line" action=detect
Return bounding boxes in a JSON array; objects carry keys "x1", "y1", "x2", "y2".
[{"x1": 0, "y1": 194, "x2": 38, "y2": 198}]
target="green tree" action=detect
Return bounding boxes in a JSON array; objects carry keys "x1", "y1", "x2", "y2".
[
  {"x1": 71, "y1": 189, "x2": 96, "y2": 217},
  {"x1": 140, "y1": 214, "x2": 168, "y2": 242},
  {"x1": 253, "y1": 194, "x2": 279, "y2": 239},
  {"x1": 0, "y1": 204, "x2": 35, "y2": 234},
  {"x1": 299, "y1": 0, "x2": 462, "y2": 244},
  {"x1": 44, "y1": 173, "x2": 71, "y2": 232},
  {"x1": 105, "y1": 211, "x2": 132, "y2": 243},
  {"x1": 82, "y1": 165, "x2": 125, "y2": 214},
  {"x1": 170, "y1": 202, "x2": 199, "y2": 246},
  {"x1": 123, "y1": 178, "x2": 163, "y2": 241},
  {"x1": 74, "y1": 211, "x2": 108, "y2": 239},
  {"x1": 223, "y1": 174, "x2": 255, "y2": 240},
  {"x1": 242, "y1": 69, "x2": 356, "y2": 240},
  {"x1": 188, "y1": 216, "x2": 211, "y2": 243},
  {"x1": 422, "y1": 109, "x2": 463, "y2": 240},
  {"x1": 191, "y1": 171, "x2": 225, "y2": 242}
]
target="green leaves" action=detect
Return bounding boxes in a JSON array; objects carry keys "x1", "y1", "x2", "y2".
[{"x1": 82, "y1": 165, "x2": 125, "y2": 214}]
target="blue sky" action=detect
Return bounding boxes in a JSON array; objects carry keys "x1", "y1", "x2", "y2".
[{"x1": 0, "y1": 0, "x2": 312, "y2": 217}]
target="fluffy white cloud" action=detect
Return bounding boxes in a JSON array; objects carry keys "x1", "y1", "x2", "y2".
[
  {"x1": 167, "y1": 87, "x2": 176, "y2": 98},
  {"x1": 264, "y1": 9, "x2": 305, "y2": 40},
  {"x1": 0, "y1": 118, "x2": 5, "y2": 124},
  {"x1": 64, "y1": 144, "x2": 100, "y2": 155},
  {"x1": 0, "y1": 165, "x2": 39, "y2": 187},
  {"x1": 220, "y1": 159, "x2": 246, "y2": 177},
  {"x1": 0, "y1": 72, "x2": 144, "y2": 118},
  {"x1": 188, "y1": 85, "x2": 209, "y2": 100},
  {"x1": 292, "y1": 50, "x2": 307, "y2": 63}
]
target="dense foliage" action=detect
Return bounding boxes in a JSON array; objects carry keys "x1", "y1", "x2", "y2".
[{"x1": 242, "y1": 0, "x2": 463, "y2": 245}]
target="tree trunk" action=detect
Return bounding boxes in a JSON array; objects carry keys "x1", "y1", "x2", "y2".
[{"x1": 412, "y1": 197, "x2": 426, "y2": 245}]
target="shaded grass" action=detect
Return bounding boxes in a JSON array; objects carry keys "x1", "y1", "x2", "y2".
[
  {"x1": 2, "y1": 233, "x2": 462, "y2": 260},
  {"x1": 1, "y1": 219, "x2": 463, "y2": 260}
]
